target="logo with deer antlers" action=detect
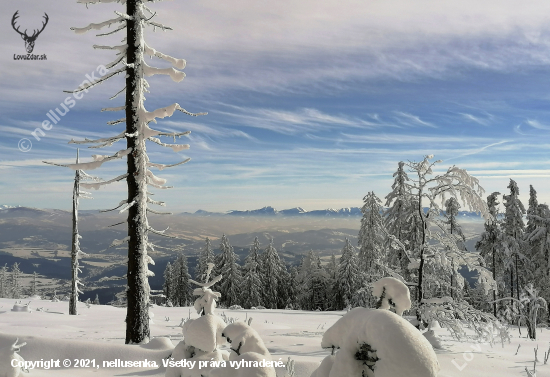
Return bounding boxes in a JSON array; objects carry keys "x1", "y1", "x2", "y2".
[{"x1": 12, "y1": 11, "x2": 49, "y2": 54}]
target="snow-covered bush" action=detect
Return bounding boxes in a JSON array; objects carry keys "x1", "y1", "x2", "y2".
[
  {"x1": 419, "y1": 297, "x2": 498, "y2": 342},
  {"x1": 11, "y1": 302, "x2": 30, "y2": 313},
  {"x1": 0, "y1": 338, "x2": 28, "y2": 377},
  {"x1": 229, "y1": 305, "x2": 243, "y2": 310},
  {"x1": 372, "y1": 277, "x2": 411, "y2": 316},
  {"x1": 209, "y1": 321, "x2": 276, "y2": 377},
  {"x1": 313, "y1": 307, "x2": 439, "y2": 377}
]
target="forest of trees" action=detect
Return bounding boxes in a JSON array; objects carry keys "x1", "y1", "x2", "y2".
[{"x1": 162, "y1": 156, "x2": 550, "y2": 330}]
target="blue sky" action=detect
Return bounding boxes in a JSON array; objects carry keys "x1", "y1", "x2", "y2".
[{"x1": 2, "y1": 0, "x2": 550, "y2": 212}]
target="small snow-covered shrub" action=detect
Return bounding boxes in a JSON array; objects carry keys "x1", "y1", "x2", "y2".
[
  {"x1": 0, "y1": 338, "x2": 28, "y2": 377},
  {"x1": 11, "y1": 302, "x2": 30, "y2": 312},
  {"x1": 229, "y1": 305, "x2": 243, "y2": 310},
  {"x1": 209, "y1": 321, "x2": 276, "y2": 377},
  {"x1": 314, "y1": 307, "x2": 439, "y2": 377},
  {"x1": 372, "y1": 277, "x2": 411, "y2": 316}
]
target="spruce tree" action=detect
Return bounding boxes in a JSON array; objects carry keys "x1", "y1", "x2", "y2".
[
  {"x1": 337, "y1": 238, "x2": 359, "y2": 309},
  {"x1": 196, "y1": 238, "x2": 215, "y2": 282},
  {"x1": 476, "y1": 192, "x2": 503, "y2": 316},
  {"x1": 172, "y1": 254, "x2": 191, "y2": 306},
  {"x1": 11, "y1": 263, "x2": 21, "y2": 299},
  {"x1": 242, "y1": 244, "x2": 262, "y2": 308},
  {"x1": 262, "y1": 239, "x2": 281, "y2": 309},
  {"x1": 93, "y1": 294, "x2": 100, "y2": 305},
  {"x1": 163, "y1": 262, "x2": 173, "y2": 305},
  {"x1": 31, "y1": 272, "x2": 38, "y2": 297},
  {"x1": 358, "y1": 191, "x2": 386, "y2": 275},
  {"x1": 0, "y1": 264, "x2": 8, "y2": 298},
  {"x1": 384, "y1": 161, "x2": 414, "y2": 273},
  {"x1": 60, "y1": 0, "x2": 205, "y2": 344},
  {"x1": 217, "y1": 234, "x2": 242, "y2": 307},
  {"x1": 503, "y1": 179, "x2": 526, "y2": 302}
]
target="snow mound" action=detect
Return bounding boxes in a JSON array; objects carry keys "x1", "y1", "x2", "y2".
[
  {"x1": 372, "y1": 277, "x2": 411, "y2": 316},
  {"x1": 423, "y1": 330, "x2": 443, "y2": 349},
  {"x1": 209, "y1": 352, "x2": 277, "y2": 377},
  {"x1": 0, "y1": 333, "x2": 172, "y2": 373},
  {"x1": 319, "y1": 307, "x2": 439, "y2": 377},
  {"x1": 222, "y1": 322, "x2": 271, "y2": 358},
  {"x1": 182, "y1": 314, "x2": 226, "y2": 352},
  {"x1": 11, "y1": 303, "x2": 30, "y2": 313}
]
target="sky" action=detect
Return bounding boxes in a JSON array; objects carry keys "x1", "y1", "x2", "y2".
[{"x1": 2, "y1": 0, "x2": 550, "y2": 213}]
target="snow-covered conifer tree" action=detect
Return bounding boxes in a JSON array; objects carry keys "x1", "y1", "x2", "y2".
[
  {"x1": 277, "y1": 258, "x2": 293, "y2": 309},
  {"x1": 196, "y1": 237, "x2": 215, "y2": 282},
  {"x1": 526, "y1": 185, "x2": 539, "y2": 235},
  {"x1": 172, "y1": 254, "x2": 191, "y2": 307},
  {"x1": 503, "y1": 179, "x2": 526, "y2": 302},
  {"x1": 30, "y1": 272, "x2": 38, "y2": 297},
  {"x1": 358, "y1": 191, "x2": 386, "y2": 275},
  {"x1": 241, "y1": 239, "x2": 262, "y2": 308},
  {"x1": 162, "y1": 261, "x2": 173, "y2": 305},
  {"x1": 262, "y1": 239, "x2": 281, "y2": 309},
  {"x1": 10, "y1": 263, "x2": 22, "y2": 299},
  {"x1": 0, "y1": 264, "x2": 7, "y2": 298},
  {"x1": 526, "y1": 203, "x2": 550, "y2": 319},
  {"x1": 476, "y1": 192, "x2": 503, "y2": 316},
  {"x1": 52, "y1": 0, "x2": 205, "y2": 343},
  {"x1": 337, "y1": 238, "x2": 359, "y2": 309},
  {"x1": 384, "y1": 161, "x2": 415, "y2": 274},
  {"x1": 217, "y1": 234, "x2": 242, "y2": 307},
  {"x1": 93, "y1": 294, "x2": 100, "y2": 305}
]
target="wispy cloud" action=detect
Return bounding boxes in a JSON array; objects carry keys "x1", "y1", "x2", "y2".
[{"x1": 394, "y1": 112, "x2": 437, "y2": 128}]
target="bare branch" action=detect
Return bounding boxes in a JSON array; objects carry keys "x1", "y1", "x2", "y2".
[
  {"x1": 106, "y1": 118, "x2": 126, "y2": 126},
  {"x1": 102, "y1": 106, "x2": 125, "y2": 112},
  {"x1": 147, "y1": 208, "x2": 172, "y2": 215},
  {"x1": 100, "y1": 199, "x2": 127, "y2": 213},
  {"x1": 110, "y1": 86, "x2": 126, "y2": 100},
  {"x1": 64, "y1": 67, "x2": 126, "y2": 94},
  {"x1": 96, "y1": 23, "x2": 126, "y2": 37},
  {"x1": 144, "y1": 20, "x2": 173, "y2": 31},
  {"x1": 108, "y1": 221, "x2": 127, "y2": 228}
]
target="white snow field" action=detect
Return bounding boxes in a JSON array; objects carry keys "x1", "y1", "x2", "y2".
[{"x1": 0, "y1": 297, "x2": 548, "y2": 377}]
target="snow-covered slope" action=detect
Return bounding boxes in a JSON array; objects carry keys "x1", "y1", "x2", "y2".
[{"x1": 0, "y1": 297, "x2": 548, "y2": 377}]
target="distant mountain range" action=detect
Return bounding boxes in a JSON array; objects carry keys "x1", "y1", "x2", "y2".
[
  {"x1": 0, "y1": 204, "x2": 486, "y2": 220},
  {"x1": 189, "y1": 205, "x2": 486, "y2": 219}
]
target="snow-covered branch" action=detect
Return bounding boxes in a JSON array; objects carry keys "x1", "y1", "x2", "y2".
[
  {"x1": 71, "y1": 16, "x2": 126, "y2": 35},
  {"x1": 44, "y1": 148, "x2": 132, "y2": 171},
  {"x1": 102, "y1": 105, "x2": 125, "y2": 112},
  {"x1": 142, "y1": 61, "x2": 184, "y2": 82},
  {"x1": 80, "y1": 173, "x2": 128, "y2": 190},
  {"x1": 144, "y1": 43, "x2": 185, "y2": 69},
  {"x1": 147, "y1": 158, "x2": 190, "y2": 170},
  {"x1": 148, "y1": 137, "x2": 189, "y2": 152},
  {"x1": 68, "y1": 132, "x2": 125, "y2": 148}
]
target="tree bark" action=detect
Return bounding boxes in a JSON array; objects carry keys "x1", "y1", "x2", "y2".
[{"x1": 125, "y1": 0, "x2": 150, "y2": 344}]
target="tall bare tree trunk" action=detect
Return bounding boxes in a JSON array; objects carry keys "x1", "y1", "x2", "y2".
[
  {"x1": 492, "y1": 246, "x2": 497, "y2": 317},
  {"x1": 125, "y1": 0, "x2": 150, "y2": 344},
  {"x1": 70, "y1": 151, "x2": 80, "y2": 316}
]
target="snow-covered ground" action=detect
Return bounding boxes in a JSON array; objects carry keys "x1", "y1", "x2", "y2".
[{"x1": 0, "y1": 297, "x2": 547, "y2": 377}]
